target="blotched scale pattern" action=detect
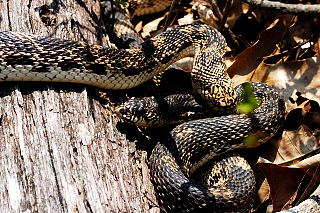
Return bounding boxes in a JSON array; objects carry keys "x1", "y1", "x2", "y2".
[
  {"x1": 0, "y1": 22, "x2": 235, "y2": 111},
  {"x1": 149, "y1": 83, "x2": 285, "y2": 212},
  {"x1": 116, "y1": 93, "x2": 212, "y2": 127},
  {"x1": 0, "y1": 22, "x2": 287, "y2": 212}
]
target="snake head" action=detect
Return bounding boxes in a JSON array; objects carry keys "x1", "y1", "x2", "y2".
[{"x1": 115, "y1": 97, "x2": 160, "y2": 127}]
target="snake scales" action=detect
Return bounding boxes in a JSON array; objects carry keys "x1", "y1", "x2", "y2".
[{"x1": 0, "y1": 8, "x2": 303, "y2": 211}]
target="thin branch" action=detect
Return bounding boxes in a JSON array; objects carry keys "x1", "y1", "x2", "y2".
[
  {"x1": 163, "y1": 0, "x2": 178, "y2": 30},
  {"x1": 219, "y1": 0, "x2": 233, "y2": 30},
  {"x1": 209, "y1": 0, "x2": 242, "y2": 50},
  {"x1": 244, "y1": 0, "x2": 320, "y2": 15},
  {"x1": 209, "y1": 0, "x2": 223, "y2": 20}
]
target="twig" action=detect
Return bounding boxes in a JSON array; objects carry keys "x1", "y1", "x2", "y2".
[
  {"x1": 163, "y1": 0, "x2": 178, "y2": 30},
  {"x1": 219, "y1": 0, "x2": 232, "y2": 30},
  {"x1": 110, "y1": 0, "x2": 114, "y2": 19},
  {"x1": 209, "y1": 0, "x2": 223, "y2": 20},
  {"x1": 209, "y1": 0, "x2": 242, "y2": 50},
  {"x1": 244, "y1": 0, "x2": 320, "y2": 15}
]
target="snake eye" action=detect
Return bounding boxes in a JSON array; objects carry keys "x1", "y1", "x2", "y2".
[
  {"x1": 116, "y1": 98, "x2": 148, "y2": 125},
  {"x1": 136, "y1": 104, "x2": 145, "y2": 113}
]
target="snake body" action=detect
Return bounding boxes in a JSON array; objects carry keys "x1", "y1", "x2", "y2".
[
  {"x1": 116, "y1": 93, "x2": 213, "y2": 127},
  {"x1": 150, "y1": 82, "x2": 285, "y2": 212},
  {"x1": 0, "y1": 22, "x2": 235, "y2": 112},
  {"x1": 0, "y1": 21, "x2": 287, "y2": 212}
]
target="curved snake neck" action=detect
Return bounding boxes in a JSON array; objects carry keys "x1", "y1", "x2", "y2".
[{"x1": 0, "y1": 22, "x2": 236, "y2": 111}]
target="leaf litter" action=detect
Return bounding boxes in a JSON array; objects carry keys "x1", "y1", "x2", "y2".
[{"x1": 116, "y1": 0, "x2": 320, "y2": 211}]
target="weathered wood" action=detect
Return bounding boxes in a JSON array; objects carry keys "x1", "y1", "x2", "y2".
[{"x1": 0, "y1": 0, "x2": 159, "y2": 212}]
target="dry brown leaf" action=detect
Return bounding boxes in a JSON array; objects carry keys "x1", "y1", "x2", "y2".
[
  {"x1": 257, "y1": 114, "x2": 320, "y2": 210},
  {"x1": 242, "y1": 55, "x2": 320, "y2": 211},
  {"x1": 134, "y1": 21, "x2": 143, "y2": 34},
  {"x1": 250, "y1": 57, "x2": 320, "y2": 101},
  {"x1": 256, "y1": 119, "x2": 320, "y2": 211},
  {"x1": 169, "y1": 57, "x2": 194, "y2": 72},
  {"x1": 258, "y1": 163, "x2": 306, "y2": 211},
  {"x1": 256, "y1": 121, "x2": 320, "y2": 211},
  {"x1": 191, "y1": 0, "x2": 219, "y2": 28},
  {"x1": 191, "y1": 0, "x2": 244, "y2": 29},
  {"x1": 314, "y1": 37, "x2": 320, "y2": 56},
  {"x1": 257, "y1": 179, "x2": 271, "y2": 206},
  {"x1": 140, "y1": 16, "x2": 165, "y2": 39},
  {"x1": 228, "y1": 15, "x2": 294, "y2": 85},
  {"x1": 177, "y1": 13, "x2": 194, "y2": 25},
  {"x1": 275, "y1": 127, "x2": 320, "y2": 164},
  {"x1": 258, "y1": 161, "x2": 320, "y2": 211},
  {"x1": 227, "y1": 0, "x2": 248, "y2": 28}
]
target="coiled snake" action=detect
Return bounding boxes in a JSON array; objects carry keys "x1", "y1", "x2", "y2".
[{"x1": 0, "y1": 22, "x2": 286, "y2": 211}]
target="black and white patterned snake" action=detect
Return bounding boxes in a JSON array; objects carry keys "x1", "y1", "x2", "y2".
[{"x1": 0, "y1": 20, "x2": 290, "y2": 212}]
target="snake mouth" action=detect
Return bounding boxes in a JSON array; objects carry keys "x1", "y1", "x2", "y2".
[
  {"x1": 115, "y1": 104, "x2": 138, "y2": 123},
  {"x1": 115, "y1": 98, "x2": 152, "y2": 126}
]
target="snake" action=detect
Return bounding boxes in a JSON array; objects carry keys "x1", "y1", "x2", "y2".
[
  {"x1": 115, "y1": 93, "x2": 213, "y2": 127},
  {"x1": 0, "y1": 22, "x2": 236, "y2": 111},
  {"x1": 0, "y1": 10, "x2": 298, "y2": 211},
  {"x1": 152, "y1": 82, "x2": 285, "y2": 212},
  {"x1": 121, "y1": 81, "x2": 285, "y2": 212}
]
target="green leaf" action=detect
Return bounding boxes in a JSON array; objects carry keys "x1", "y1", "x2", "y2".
[
  {"x1": 236, "y1": 82, "x2": 260, "y2": 114},
  {"x1": 243, "y1": 134, "x2": 259, "y2": 147},
  {"x1": 113, "y1": 0, "x2": 129, "y2": 7}
]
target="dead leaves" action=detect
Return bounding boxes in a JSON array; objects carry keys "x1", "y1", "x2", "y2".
[
  {"x1": 124, "y1": 0, "x2": 320, "y2": 211},
  {"x1": 198, "y1": 4, "x2": 319, "y2": 211},
  {"x1": 228, "y1": 22, "x2": 320, "y2": 213},
  {"x1": 228, "y1": 16, "x2": 295, "y2": 82},
  {"x1": 227, "y1": 15, "x2": 320, "y2": 213}
]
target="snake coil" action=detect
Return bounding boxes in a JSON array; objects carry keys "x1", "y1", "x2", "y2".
[{"x1": 0, "y1": 21, "x2": 286, "y2": 212}]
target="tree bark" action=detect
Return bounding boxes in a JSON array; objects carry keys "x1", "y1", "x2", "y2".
[{"x1": 0, "y1": 0, "x2": 159, "y2": 212}]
